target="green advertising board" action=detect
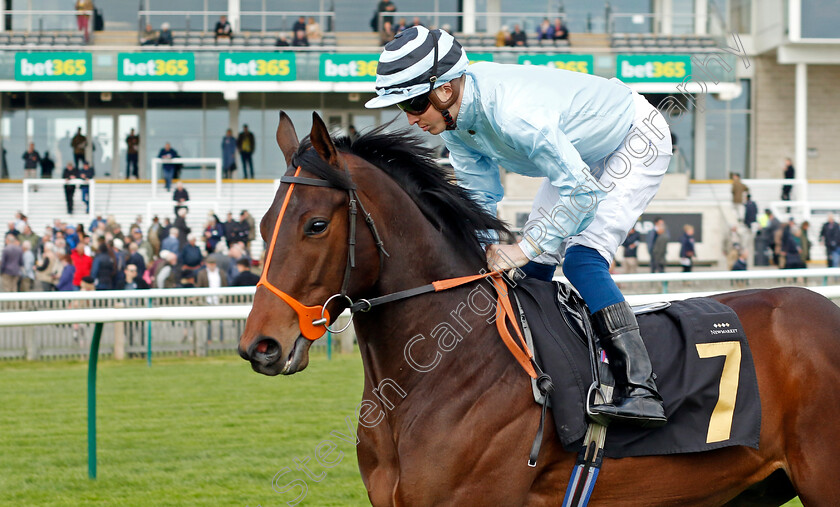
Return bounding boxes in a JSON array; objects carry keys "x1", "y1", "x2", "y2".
[
  {"x1": 118, "y1": 53, "x2": 195, "y2": 81},
  {"x1": 219, "y1": 52, "x2": 296, "y2": 81},
  {"x1": 467, "y1": 53, "x2": 494, "y2": 64},
  {"x1": 616, "y1": 54, "x2": 691, "y2": 82},
  {"x1": 15, "y1": 52, "x2": 92, "y2": 81},
  {"x1": 319, "y1": 53, "x2": 379, "y2": 81},
  {"x1": 518, "y1": 54, "x2": 593, "y2": 74}
]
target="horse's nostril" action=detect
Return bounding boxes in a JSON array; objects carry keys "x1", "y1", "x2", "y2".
[{"x1": 250, "y1": 337, "x2": 281, "y2": 365}]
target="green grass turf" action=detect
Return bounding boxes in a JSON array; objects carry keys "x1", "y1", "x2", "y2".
[
  {"x1": 0, "y1": 353, "x2": 807, "y2": 506},
  {"x1": 0, "y1": 353, "x2": 370, "y2": 506}
]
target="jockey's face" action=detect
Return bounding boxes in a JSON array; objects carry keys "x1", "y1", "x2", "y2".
[{"x1": 403, "y1": 80, "x2": 459, "y2": 136}]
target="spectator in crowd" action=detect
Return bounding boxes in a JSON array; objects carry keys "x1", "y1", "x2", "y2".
[
  {"x1": 781, "y1": 220, "x2": 806, "y2": 270},
  {"x1": 621, "y1": 225, "x2": 640, "y2": 274},
  {"x1": 6, "y1": 222, "x2": 20, "y2": 238},
  {"x1": 79, "y1": 161, "x2": 94, "y2": 214},
  {"x1": 174, "y1": 207, "x2": 191, "y2": 250},
  {"x1": 90, "y1": 241, "x2": 117, "y2": 290},
  {"x1": 158, "y1": 22, "x2": 173, "y2": 46},
  {"x1": 731, "y1": 249, "x2": 748, "y2": 271},
  {"x1": 236, "y1": 125, "x2": 255, "y2": 179},
  {"x1": 70, "y1": 241, "x2": 92, "y2": 290},
  {"x1": 19, "y1": 225, "x2": 39, "y2": 252},
  {"x1": 723, "y1": 225, "x2": 742, "y2": 270},
  {"x1": 678, "y1": 224, "x2": 696, "y2": 272},
  {"x1": 22, "y1": 142, "x2": 40, "y2": 180},
  {"x1": 240, "y1": 209, "x2": 255, "y2": 249},
  {"x1": 179, "y1": 269, "x2": 197, "y2": 288},
  {"x1": 40, "y1": 151, "x2": 55, "y2": 180},
  {"x1": 126, "y1": 241, "x2": 146, "y2": 279},
  {"x1": 495, "y1": 25, "x2": 511, "y2": 47},
  {"x1": 411, "y1": 16, "x2": 422, "y2": 27},
  {"x1": 223, "y1": 211, "x2": 238, "y2": 246},
  {"x1": 111, "y1": 222, "x2": 126, "y2": 244},
  {"x1": 207, "y1": 241, "x2": 231, "y2": 276},
  {"x1": 292, "y1": 16, "x2": 306, "y2": 34},
  {"x1": 75, "y1": 0, "x2": 93, "y2": 43},
  {"x1": 231, "y1": 257, "x2": 259, "y2": 286},
  {"x1": 800, "y1": 220, "x2": 812, "y2": 264},
  {"x1": 650, "y1": 219, "x2": 668, "y2": 273},
  {"x1": 160, "y1": 217, "x2": 173, "y2": 243},
  {"x1": 744, "y1": 194, "x2": 758, "y2": 229},
  {"x1": 762, "y1": 209, "x2": 781, "y2": 265},
  {"x1": 116, "y1": 263, "x2": 149, "y2": 290},
  {"x1": 161, "y1": 227, "x2": 180, "y2": 257},
  {"x1": 222, "y1": 129, "x2": 237, "y2": 178},
  {"x1": 90, "y1": 214, "x2": 106, "y2": 231},
  {"x1": 394, "y1": 17, "x2": 408, "y2": 34},
  {"x1": 536, "y1": 18, "x2": 552, "y2": 42},
  {"x1": 275, "y1": 32, "x2": 291, "y2": 46},
  {"x1": 173, "y1": 181, "x2": 190, "y2": 215},
  {"x1": 147, "y1": 216, "x2": 162, "y2": 256},
  {"x1": 551, "y1": 17, "x2": 568, "y2": 40},
  {"x1": 57, "y1": 254, "x2": 76, "y2": 291},
  {"x1": 13, "y1": 212, "x2": 26, "y2": 232},
  {"x1": 204, "y1": 214, "x2": 225, "y2": 254},
  {"x1": 509, "y1": 24, "x2": 527, "y2": 47},
  {"x1": 156, "y1": 250, "x2": 180, "y2": 289},
  {"x1": 71, "y1": 127, "x2": 87, "y2": 170},
  {"x1": 158, "y1": 142, "x2": 179, "y2": 191},
  {"x1": 1, "y1": 234, "x2": 23, "y2": 292},
  {"x1": 373, "y1": 0, "x2": 397, "y2": 32},
  {"x1": 35, "y1": 241, "x2": 59, "y2": 291},
  {"x1": 179, "y1": 233, "x2": 204, "y2": 271},
  {"x1": 306, "y1": 17, "x2": 323, "y2": 44},
  {"x1": 292, "y1": 29, "x2": 309, "y2": 47},
  {"x1": 781, "y1": 157, "x2": 795, "y2": 202},
  {"x1": 197, "y1": 257, "x2": 227, "y2": 289},
  {"x1": 226, "y1": 243, "x2": 247, "y2": 282},
  {"x1": 380, "y1": 20, "x2": 395, "y2": 45},
  {"x1": 820, "y1": 214, "x2": 840, "y2": 267},
  {"x1": 125, "y1": 128, "x2": 140, "y2": 179},
  {"x1": 140, "y1": 23, "x2": 158, "y2": 45},
  {"x1": 731, "y1": 173, "x2": 748, "y2": 222},
  {"x1": 214, "y1": 15, "x2": 233, "y2": 42},
  {"x1": 20, "y1": 240, "x2": 35, "y2": 292}
]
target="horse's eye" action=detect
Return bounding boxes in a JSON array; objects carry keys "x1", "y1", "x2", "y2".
[{"x1": 305, "y1": 219, "x2": 329, "y2": 236}]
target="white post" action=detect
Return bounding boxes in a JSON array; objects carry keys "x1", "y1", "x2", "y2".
[
  {"x1": 228, "y1": 0, "x2": 241, "y2": 32},
  {"x1": 461, "y1": 0, "x2": 476, "y2": 33},
  {"x1": 694, "y1": 0, "x2": 708, "y2": 35},
  {"x1": 88, "y1": 180, "x2": 96, "y2": 221},
  {"x1": 693, "y1": 94, "x2": 707, "y2": 180},
  {"x1": 661, "y1": 0, "x2": 673, "y2": 35},
  {"x1": 151, "y1": 159, "x2": 158, "y2": 199},
  {"x1": 795, "y1": 62, "x2": 809, "y2": 221},
  {"x1": 23, "y1": 180, "x2": 30, "y2": 216},
  {"x1": 486, "y1": 0, "x2": 501, "y2": 34},
  {"x1": 215, "y1": 159, "x2": 222, "y2": 198}
]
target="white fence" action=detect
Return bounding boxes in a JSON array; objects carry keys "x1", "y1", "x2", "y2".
[
  {"x1": 150, "y1": 157, "x2": 222, "y2": 199},
  {"x1": 23, "y1": 178, "x2": 96, "y2": 221}
]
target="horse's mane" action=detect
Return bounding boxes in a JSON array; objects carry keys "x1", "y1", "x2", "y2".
[{"x1": 291, "y1": 123, "x2": 512, "y2": 262}]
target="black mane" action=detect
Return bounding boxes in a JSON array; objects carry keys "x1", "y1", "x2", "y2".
[{"x1": 291, "y1": 123, "x2": 512, "y2": 261}]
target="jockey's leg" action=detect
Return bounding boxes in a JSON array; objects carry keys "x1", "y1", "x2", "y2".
[{"x1": 564, "y1": 245, "x2": 666, "y2": 427}]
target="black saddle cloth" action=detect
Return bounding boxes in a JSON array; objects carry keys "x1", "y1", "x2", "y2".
[{"x1": 511, "y1": 278, "x2": 761, "y2": 459}]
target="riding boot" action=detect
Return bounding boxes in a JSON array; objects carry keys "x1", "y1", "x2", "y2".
[{"x1": 588, "y1": 301, "x2": 667, "y2": 428}]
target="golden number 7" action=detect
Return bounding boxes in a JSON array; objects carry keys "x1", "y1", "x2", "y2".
[{"x1": 695, "y1": 341, "x2": 742, "y2": 443}]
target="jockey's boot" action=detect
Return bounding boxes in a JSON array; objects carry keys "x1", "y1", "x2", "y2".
[{"x1": 588, "y1": 301, "x2": 667, "y2": 428}]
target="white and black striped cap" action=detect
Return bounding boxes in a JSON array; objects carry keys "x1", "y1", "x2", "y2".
[{"x1": 365, "y1": 26, "x2": 469, "y2": 109}]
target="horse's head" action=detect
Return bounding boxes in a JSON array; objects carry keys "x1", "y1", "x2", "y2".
[{"x1": 239, "y1": 112, "x2": 383, "y2": 376}]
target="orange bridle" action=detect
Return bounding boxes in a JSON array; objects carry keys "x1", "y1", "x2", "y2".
[{"x1": 257, "y1": 165, "x2": 389, "y2": 341}]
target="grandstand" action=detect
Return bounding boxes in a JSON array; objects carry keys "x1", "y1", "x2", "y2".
[{"x1": 1, "y1": 0, "x2": 839, "y2": 271}]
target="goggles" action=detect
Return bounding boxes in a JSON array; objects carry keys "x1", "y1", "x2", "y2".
[{"x1": 396, "y1": 92, "x2": 432, "y2": 115}]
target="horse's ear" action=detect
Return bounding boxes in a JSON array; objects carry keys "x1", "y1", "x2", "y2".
[
  {"x1": 309, "y1": 112, "x2": 340, "y2": 167},
  {"x1": 275, "y1": 111, "x2": 299, "y2": 167}
]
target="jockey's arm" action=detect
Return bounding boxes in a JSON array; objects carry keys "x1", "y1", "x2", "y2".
[{"x1": 446, "y1": 140, "x2": 503, "y2": 245}]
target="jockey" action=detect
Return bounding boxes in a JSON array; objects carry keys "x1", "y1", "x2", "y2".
[{"x1": 366, "y1": 26, "x2": 672, "y2": 428}]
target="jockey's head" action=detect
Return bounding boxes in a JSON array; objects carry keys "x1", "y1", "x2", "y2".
[{"x1": 365, "y1": 26, "x2": 468, "y2": 134}]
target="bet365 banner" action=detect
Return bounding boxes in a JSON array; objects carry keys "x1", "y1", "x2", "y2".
[
  {"x1": 15, "y1": 53, "x2": 92, "y2": 81},
  {"x1": 319, "y1": 54, "x2": 379, "y2": 81},
  {"x1": 219, "y1": 52, "x2": 296, "y2": 81},
  {"x1": 518, "y1": 54, "x2": 593, "y2": 74},
  {"x1": 118, "y1": 53, "x2": 195, "y2": 81},
  {"x1": 616, "y1": 54, "x2": 691, "y2": 82}
]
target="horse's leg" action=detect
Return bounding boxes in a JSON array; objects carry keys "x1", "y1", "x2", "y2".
[{"x1": 718, "y1": 288, "x2": 840, "y2": 506}]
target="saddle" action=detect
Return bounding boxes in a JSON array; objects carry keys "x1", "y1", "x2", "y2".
[{"x1": 510, "y1": 277, "x2": 761, "y2": 458}]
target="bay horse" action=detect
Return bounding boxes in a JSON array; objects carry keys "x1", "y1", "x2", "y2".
[{"x1": 239, "y1": 111, "x2": 840, "y2": 506}]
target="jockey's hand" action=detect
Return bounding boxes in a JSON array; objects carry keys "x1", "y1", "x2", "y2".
[{"x1": 486, "y1": 243, "x2": 529, "y2": 273}]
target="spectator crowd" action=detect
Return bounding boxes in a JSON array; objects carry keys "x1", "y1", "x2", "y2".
[{"x1": 1, "y1": 207, "x2": 261, "y2": 293}]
